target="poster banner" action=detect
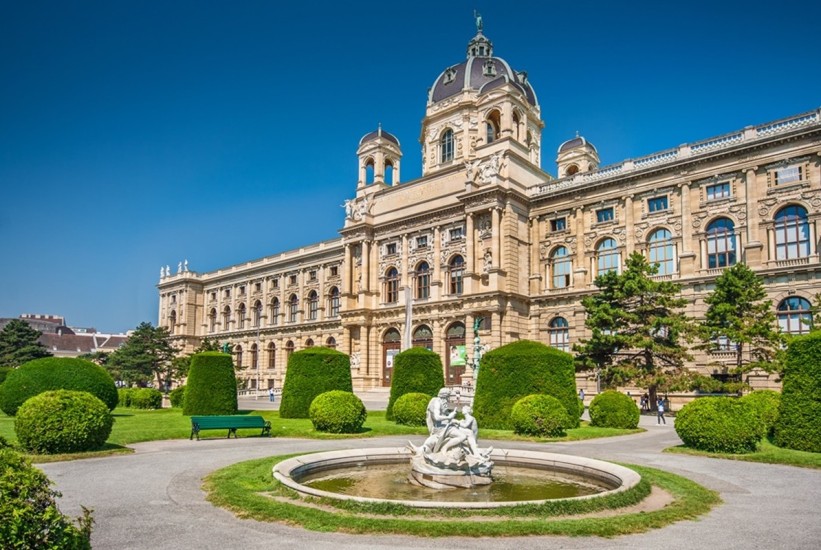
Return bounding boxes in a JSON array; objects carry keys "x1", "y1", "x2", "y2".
[
  {"x1": 386, "y1": 349, "x2": 399, "y2": 370},
  {"x1": 449, "y1": 344, "x2": 467, "y2": 366}
]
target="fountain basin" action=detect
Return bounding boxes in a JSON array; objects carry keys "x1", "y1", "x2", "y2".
[{"x1": 273, "y1": 447, "x2": 641, "y2": 509}]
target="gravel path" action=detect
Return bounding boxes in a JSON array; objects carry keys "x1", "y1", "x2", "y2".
[{"x1": 40, "y1": 414, "x2": 821, "y2": 549}]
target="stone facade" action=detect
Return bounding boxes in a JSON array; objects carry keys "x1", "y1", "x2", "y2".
[{"x1": 157, "y1": 26, "x2": 821, "y2": 391}]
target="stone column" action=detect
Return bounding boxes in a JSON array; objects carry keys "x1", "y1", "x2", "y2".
[
  {"x1": 678, "y1": 183, "x2": 696, "y2": 276},
  {"x1": 465, "y1": 213, "x2": 474, "y2": 293},
  {"x1": 433, "y1": 226, "x2": 442, "y2": 299},
  {"x1": 491, "y1": 207, "x2": 501, "y2": 270},
  {"x1": 343, "y1": 244, "x2": 352, "y2": 295},
  {"x1": 401, "y1": 234, "x2": 409, "y2": 295},
  {"x1": 624, "y1": 195, "x2": 634, "y2": 255},
  {"x1": 361, "y1": 240, "x2": 370, "y2": 294}
]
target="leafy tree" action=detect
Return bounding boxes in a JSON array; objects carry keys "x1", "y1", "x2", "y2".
[
  {"x1": 106, "y1": 322, "x2": 176, "y2": 388},
  {"x1": 194, "y1": 338, "x2": 222, "y2": 353},
  {"x1": 574, "y1": 252, "x2": 697, "y2": 402},
  {"x1": 699, "y1": 263, "x2": 785, "y2": 374},
  {"x1": 0, "y1": 320, "x2": 51, "y2": 368}
]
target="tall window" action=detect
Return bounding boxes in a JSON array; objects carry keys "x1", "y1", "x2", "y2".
[
  {"x1": 550, "y1": 246, "x2": 571, "y2": 289},
  {"x1": 449, "y1": 255, "x2": 464, "y2": 295},
  {"x1": 168, "y1": 310, "x2": 176, "y2": 335},
  {"x1": 440, "y1": 129, "x2": 454, "y2": 163},
  {"x1": 250, "y1": 344, "x2": 258, "y2": 370},
  {"x1": 706, "y1": 218, "x2": 737, "y2": 268},
  {"x1": 269, "y1": 298, "x2": 280, "y2": 326},
  {"x1": 486, "y1": 111, "x2": 500, "y2": 144},
  {"x1": 648, "y1": 228, "x2": 675, "y2": 275},
  {"x1": 548, "y1": 317, "x2": 570, "y2": 352},
  {"x1": 329, "y1": 287, "x2": 340, "y2": 317},
  {"x1": 285, "y1": 340, "x2": 294, "y2": 360},
  {"x1": 237, "y1": 303, "x2": 246, "y2": 329},
  {"x1": 253, "y1": 301, "x2": 262, "y2": 327},
  {"x1": 384, "y1": 267, "x2": 399, "y2": 303},
  {"x1": 777, "y1": 297, "x2": 812, "y2": 335},
  {"x1": 774, "y1": 205, "x2": 810, "y2": 260},
  {"x1": 267, "y1": 342, "x2": 276, "y2": 370},
  {"x1": 234, "y1": 345, "x2": 243, "y2": 369},
  {"x1": 596, "y1": 238, "x2": 620, "y2": 275},
  {"x1": 307, "y1": 291, "x2": 318, "y2": 321},
  {"x1": 288, "y1": 294, "x2": 298, "y2": 323},
  {"x1": 415, "y1": 261, "x2": 430, "y2": 299},
  {"x1": 222, "y1": 306, "x2": 232, "y2": 330},
  {"x1": 208, "y1": 308, "x2": 217, "y2": 333}
]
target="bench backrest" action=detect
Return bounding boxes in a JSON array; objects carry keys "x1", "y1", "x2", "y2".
[{"x1": 191, "y1": 415, "x2": 265, "y2": 429}]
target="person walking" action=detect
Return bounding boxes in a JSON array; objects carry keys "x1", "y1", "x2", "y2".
[
  {"x1": 657, "y1": 398, "x2": 666, "y2": 425},
  {"x1": 268, "y1": 387, "x2": 275, "y2": 403}
]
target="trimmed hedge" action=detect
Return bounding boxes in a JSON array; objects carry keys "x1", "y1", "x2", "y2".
[
  {"x1": 0, "y1": 447, "x2": 92, "y2": 548},
  {"x1": 0, "y1": 357, "x2": 118, "y2": 416},
  {"x1": 0, "y1": 366, "x2": 11, "y2": 386},
  {"x1": 510, "y1": 394, "x2": 573, "y2": 437},
  {"x1": 773, "y1": 332, "x2": 821, "y2": 452},
  {"x1": 183, "y1": 353, "x2": 237, "y2": 416},
  {"x1": 473, "y1": 340, "x2": 578, "y2": 429},
  {"x1": 117, "y1": 388, "x2": 134, "y2": 408},
  {"x1": 308, "y1": 391, "x2": 367, "y2": 433},
  {"x1": 169, "y1": 385, "x2": 186, "y2": 408},
  {"x1": 392, "y1": 392, "x2": 431, "y2": 426},
  {"x1": 589, "y1": 390, "x2": 640, "y2": 429},
  {"x1": 675, "y1": 397, "x2": 762, "y2": 453},
  {"x1": 386, "y1": 348, "x2": 445, "y2": 420},
  {"x1": 740, "y1": 390, "x2": 780, "y2": 436},
  {"x1": 15, "y1": 390, "x2": 113, "y2": 454},
  {"x1": 130, "y1": 388, "x2": 162, "y2": 409},
  {"x1": 279, "y1": 348, "x2": 351, "y2": 418}
]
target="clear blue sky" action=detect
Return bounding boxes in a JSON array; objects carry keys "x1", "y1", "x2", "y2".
[{"x1": 1, "y1": 1, "x2": 819, "y2": 333}]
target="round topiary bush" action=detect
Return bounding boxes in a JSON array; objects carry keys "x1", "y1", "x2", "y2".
[
  {"x1": 773, "y1": 332, "x2": 821, "y2": 452},
  {"x1": 510, "y1": 394, "x2": 573, "y2": 437},
  {"x1": 588, "y1": 390, "x2": 640, "y2": 429},
  {"x1": 129, "y1": 388, "x2": 162, "y2": 409},
  {"x1": 740, "y1": 390, "x2": 780, "y2": 436},
  {"x1": 279, "y1": 348, "x2": 351, "y2": 418},
  {"x1": 386, "y1": 348, "x2": 445, "y2": 420},
  {"x1": 0, "y1": 447, "x2": 93, "y2": 548},
  {"x1": 675, "y1": 397, "x2": 763, "y2": 453},
  {"x1": 169, "y1": 385, "x2": 186, "y2": 408},
  {"x1": 308, "y1": 390, "x2": 367, "y2": 433},
  {"x1": 392, "y1": 392, "x2": 431, "y2": 426},
  {"x1": 473, "y1": 340, "x2": 579, "y2": 430},
  {"x1": 183, "y1": 353, "x2": 237, "y2": 416},
  {"x1": 0, "y1": 357, "x2": 118, "y2": 416},
  {"x1": 15, "y1": 390, "x2": 113, "y2": 454}
]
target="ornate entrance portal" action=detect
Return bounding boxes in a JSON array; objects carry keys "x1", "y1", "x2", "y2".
[{"x1": 445, "y1": 322, "x2": 466, "y2": 385}]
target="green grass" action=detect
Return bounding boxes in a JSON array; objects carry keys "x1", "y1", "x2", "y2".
[
  {"x1": 203, "y1": 454, "x2": 720, "y2": 537},
  {"x1": 666, "y1": 438, "x2": 821, "y2": 469}
]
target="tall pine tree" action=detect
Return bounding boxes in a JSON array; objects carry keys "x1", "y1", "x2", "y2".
[
  {"x1": 0, "y1": 319, "x2": 52, "y2": 368},
  {"x1": 107, "y1": 322, "x2": 176, "y2": 388}
]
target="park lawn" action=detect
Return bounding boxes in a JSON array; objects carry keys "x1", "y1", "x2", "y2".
[{"x1": 665, "y1": 438, "x2": 821, "y2": 469}]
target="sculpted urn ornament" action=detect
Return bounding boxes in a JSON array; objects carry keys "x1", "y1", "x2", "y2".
[{"x1": 407, "y1": 388, "x2": 494, "y2": 489}]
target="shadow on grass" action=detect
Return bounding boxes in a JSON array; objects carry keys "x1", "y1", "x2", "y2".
[{"x1": 29, "y1": 443, "x2": 134, "y2": 464}]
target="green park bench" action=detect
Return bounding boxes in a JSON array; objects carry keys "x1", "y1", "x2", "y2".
[{"x1": 190, "y1": 415, "x2": 272, "y2": 441}]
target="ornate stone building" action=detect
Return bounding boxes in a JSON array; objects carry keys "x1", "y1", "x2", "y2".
[{"x1": 157, "y1": 24, "x2": 821, "y2": 391}]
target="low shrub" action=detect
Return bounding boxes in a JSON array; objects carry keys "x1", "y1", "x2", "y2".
[
  {"x1": 0, "y1": 357, "x2": 118, "y2": 416},
  {"x1": 589, "y1": 390, "x2": 640, "y2": 429},
  {"x1": 386, "y1": 348, "x2": 444, "y2": 420},
  {"x1": 308, "y1": 391, "x2": 367, "y2": 433},
  {"x1": 169, "y1": 385, "x2": 186, "y2": 408},
  {"x1": 740, "y1": 390, "x2": 780, "y2": 436},
  {"x1": 392, "y1": 392, "x2": 430, "y2": 426},
  {"x1": 510, "y1": 394, "x2": 572, "y2": 437},
  {"x1": 117, "y1": 388, "x2": 135, "y2": 407},
  {"x1": 15, "y1": 390, "x2": 113, "y2": 454},
  {"x1": 675, "y1": 397, "x2": 762, "y2": 453},
  {"x1": 773, "y1": 333, "x2": 821, "y2": 453},
  {"x1": 129, "y1": 388, "x2": 163, "y2": 409},
  {"x1": 183, "y1": 353, "x2": 237, "y2": 416},
  {"x1": 0, "y1": 447, "x2": 93, "y2": 548}
]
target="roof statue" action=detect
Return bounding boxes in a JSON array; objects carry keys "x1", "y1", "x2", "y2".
[{"x1": 474, "y1": 10, "x2": 483, "y2": 33}]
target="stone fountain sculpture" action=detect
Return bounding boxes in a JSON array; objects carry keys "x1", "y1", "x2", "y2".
[{"x1": 407, "y1": 388, "x2": 494, "y2": 489}]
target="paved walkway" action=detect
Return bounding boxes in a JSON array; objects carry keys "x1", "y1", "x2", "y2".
[{"x1": 41, "y1": 414, "x2": 820, "y2": 549}]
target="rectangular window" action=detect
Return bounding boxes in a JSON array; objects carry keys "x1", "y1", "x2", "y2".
[
  {"x1": 330, "y1": 266, "x2": 338, "y2": 277},
  {"x1": 449, "y1": 227, "x2": 464, "y2": 240},
  {"x1": 210, "y1": 292, "x2": 216, "y2": 301},
  {"x1": 550, "y1": 218, "x2": 567, "y2": 232},
  {"x1": 272, "y1": 278, "x2": 279, "y2": 289},
  {"x1": 416, "y1": 236, "x2": 428, "y2": 249},
  {"x1": 706, "y1": 182, "x2": 731, "y2": 201},
  {"x1": 386, "y1": 242, "x2": 397, "y2": 255},
  {"x1": 596, "y1": 207, "x2": 614, "y2": 223},
  {"x1": 648, "y1": 196, "x2": 668, "y2": 213},
  {"x1": 224, "y1": 289, "x2": 231, "y2": 298},
  {"x1": 289, "y1": 275, "x2": 297, "y2": 285},
  {"x1": 309, "y1": 270, "x2": 317, "y2": 281},
  {"x1": 775, "y1": 165, "x2": 802, "y2": 185},
  {"x1": 239, "y1": 286, "x2": 246, "y2": 295}
]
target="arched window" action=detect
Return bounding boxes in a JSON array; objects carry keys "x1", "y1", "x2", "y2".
[
  {"x1": 548, "y1": 317, "x2": 569, "y2": 352},
  {"x1": 550, "y1": 246, "x2": 571, "y2": 289},
  {"x1": 222, "y1": 306, "x2": 232, "y2": 331},
  {"x1": 486, "y1": 110, "x2": 501, "y2": 144},
  {"x1": 648, "y1": 228, "x2": 675, "y2": 275},
  {"x1": 326, "y1": 337, "x2": 337, "y2": 349},
  {"x1": 234, "y1": 345, "x2": 243, "y2": 369},
  {"x1": 385, "y1": 160, "x2": 394, "y2": 185},
  {"x1": 305, "y1": 338, "x2": 314, "y2": 348},
  {"x1": 307, "y1": 291, "x2": 318, "y2": 321},
  {"x1": 440, "y1": 129, "x2": 454, "y2": 163},
  {"x1": 285, "y1": 340, "x2": 294, "y2": 361},
  {"x1": 706, "y1": 218, "x2": 737, "y2": 268},
  {"x1": 288, "y1": 294, "x2": 298, "y2": 323},
  {"x1": 365, "y1": 158, "x2": 375, "y2": 184},
  {"x1": 449, "y1": 255, "x2": 464, "y2": 295},
  {"x1": 237, "y1": 303, "x2": 246, "y2": 329},
  {"x1": 596, "y1": 238, "x2": 620, "y2": 276},
  {"x1": 774, "y1": 205, "x2": 810, "y2": 260},
  {"x1": 267, "y1": 342, "x2": 276, "y2": 370},
  {"x1": 208, "y1": 308, "x2": 217, "y2": 333},
  {"x1": 250, "y1": 343, "x2": 258, "y2": 370},
  {"x1": 169, "y1": 310, "x2": 176, "y2": 335},
  {"x1": 777, "y1": 297, "x2": 812, "y2": 335},
  {"x1": 415, "y1": 261, "x2": 430, "y2": 299},
  {"x1": 269, "y1": 298, "x2": 280, "y2": 326},
  {"x1": 512, "y1": 110, "x2": 521, "y2": 140},
  {"x1": 328, "y1": 287, "x2": 340, "y2": 317},
  {"x1": 384, "y1": 267, "x2": 399, "y2": 303},
  {"x1": 412, "y1": 325, "x2": 433, "y2": 349},
  {"x1": 253, "y1": 300, "x2": 262, "y2": 327}
]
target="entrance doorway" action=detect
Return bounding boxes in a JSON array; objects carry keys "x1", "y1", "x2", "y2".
[
  {"x1": 382, "y1": 328, "x2": 401, "y2": 387},
  {"x1": 444, "y1": 322, "x2": 466, "y2": 385}
]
